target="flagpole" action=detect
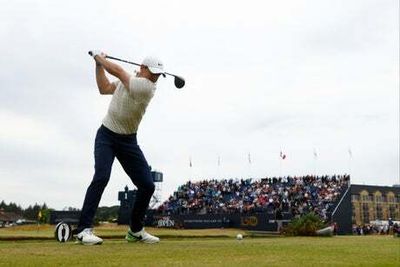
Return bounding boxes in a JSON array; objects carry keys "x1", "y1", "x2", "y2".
[
  {"x1": 189, "y1": 156, "x2": 193, "y2": 182},
  {"x1": 279, "y1": 150, "x2": 286, "y2": 177},
  {"x1": 313, "y1": 148, "x2": 318, "y2": 176},
  {"x1": 217, "y1": 155, "x2": 221, "y2": 179},
  {"x1": 315, "y1": 159, "x2": 318, "y2": 176},
  {"x1": 348, "y1": 155, "x2": 351, "y2": 177},
  {"x1": 37, "y1": 210, "x2": 41, "y2": 233},
  {"x1": 248, "y1": 153, "x2": 252, "y2": 179},
  {"x1": 348, "y1": 148, "x2": 353, "y2": 178}
]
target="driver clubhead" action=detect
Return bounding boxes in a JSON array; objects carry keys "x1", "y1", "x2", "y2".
[{"x1": 174, "y1": 76, "x2": 185, "y2": 89}]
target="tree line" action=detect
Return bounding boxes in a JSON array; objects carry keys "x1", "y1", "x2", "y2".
[
  {"x1": 0, "y1": 200, "x2": 50, "y2": 223},
  {"x1": 0, "y1": 200, "x2": 119, "y2": 223}
]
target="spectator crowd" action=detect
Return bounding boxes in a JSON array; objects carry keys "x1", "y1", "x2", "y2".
[
  {"x1": 353, "y1": 219, "x2": 400, "y2": 237},
  {"x1": 158, "y1": 175, "x2": 350, "y2": 220}
]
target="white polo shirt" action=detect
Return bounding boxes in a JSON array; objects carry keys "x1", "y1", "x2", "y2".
[{"x1": 102, "y1": 76, "x2": 156, "y2": 134}]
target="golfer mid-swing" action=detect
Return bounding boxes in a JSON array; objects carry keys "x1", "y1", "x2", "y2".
[{"x1": 76, "y1": 50, "x2": 164, "y2": 245}]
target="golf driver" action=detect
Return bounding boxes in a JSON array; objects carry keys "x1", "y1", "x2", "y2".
[{"x1": 88, "y1": 51, "x2": 185, "y2": 89}]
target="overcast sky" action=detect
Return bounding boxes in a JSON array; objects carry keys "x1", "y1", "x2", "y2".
[{"x1": 0, "y1": 0, "x2": 398, "y2": 209}]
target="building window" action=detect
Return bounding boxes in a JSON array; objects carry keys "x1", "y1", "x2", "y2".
[
  {"x1": 352, "y1": 195, "x2": 359, "y2": 201},
  {"x1": 362, "y1": 203, "x2": 369, "y2": 224},
  {"x1": 376, "y1": 204, "x2": 383, "y2": 220},
  {"x1": 388, "y1": 205, "x2": 397, "y2": 219},
  {"x1": 361, "y1": 195, "x2": 371, "y2": 202},
  {"x1": 374, "y1": 191, "x2": 382, "y2": 203},
  {"x1": 360, "y1": 191, "x2": 369, "y2": 202}
]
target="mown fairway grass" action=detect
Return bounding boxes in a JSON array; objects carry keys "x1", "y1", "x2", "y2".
[{"x1": 0, "y1": 225, "x2": 399, "y2": 267}]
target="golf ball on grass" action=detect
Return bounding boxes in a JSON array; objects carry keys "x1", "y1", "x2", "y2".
[{"x1": 236, "y1": 234, "x2": 243, "y2": 240}]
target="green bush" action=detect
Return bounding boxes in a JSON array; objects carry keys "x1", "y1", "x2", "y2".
[{"x1": 284, "y1": 212, "x2": 326, "y2": 236}]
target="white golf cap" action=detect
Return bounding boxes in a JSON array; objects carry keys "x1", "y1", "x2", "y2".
[{"x1": 142, "y1": 56, "x2": 166, "y2": 77}]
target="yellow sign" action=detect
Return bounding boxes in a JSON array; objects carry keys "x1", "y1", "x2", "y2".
[{"x1": 241, "y1": 216, "x2": 258, "y2": 226}]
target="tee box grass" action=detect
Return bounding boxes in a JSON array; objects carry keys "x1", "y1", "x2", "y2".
[{"x1": 0, "y1": 224, "x2": 399, "y2": 266}]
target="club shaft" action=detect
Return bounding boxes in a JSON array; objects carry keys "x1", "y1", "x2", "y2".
[
  {"x1": 164, "y1": 72, "x2": 176, "y2": 77},
  {"x1": 106, "y1": 55, "x2": 178, "y2": 78},
  {"x1": 106, "y1": 56, "x2": 141, "y2": 67}
]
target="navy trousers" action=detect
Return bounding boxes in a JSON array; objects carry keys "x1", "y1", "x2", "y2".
[{"x1": 77, "y1": 125, "x2": 155, "y2": 232}]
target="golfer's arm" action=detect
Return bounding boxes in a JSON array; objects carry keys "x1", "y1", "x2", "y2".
[
  {"x1": 95, "y1": 56, "x2": 130, "y2": 89},
  {"x1": 95, "y1": 64, "x2": 116, "y2": 95}
]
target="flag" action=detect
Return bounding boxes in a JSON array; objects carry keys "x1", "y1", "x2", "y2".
[
  {"x1": 313, "y1": 148, "x2": 318, "y2": 159},
  {"x1": 348, "y1": 148, "x2": 353, "y2": 159},
  {"x1": 248, "y1": 153, "x2": 252, "y2": 164},
  {"x1": 38, "y1": 210, "x2": 42, "y2": 220},
  {"x1": 189, "y1": 157, "x2": 192, "y2": 167},
  {"x1": 280, "y1": 151, "x2": 286, "y2": 160}
]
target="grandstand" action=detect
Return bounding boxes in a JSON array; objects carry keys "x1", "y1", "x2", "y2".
[
  {"x1": 155, "y1": 175, "x2": 351, "y2": 233},
  {"x1": 158, "y1": 175, "x2": 349, "y2": 218}
]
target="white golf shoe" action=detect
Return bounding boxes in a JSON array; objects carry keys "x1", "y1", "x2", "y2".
[
  {"x1": 126, "y1": 228, "x2": 160, "y2": 244},
  {"x1": 76, "y1": 228, "x2": 103, "y2": 245}
]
